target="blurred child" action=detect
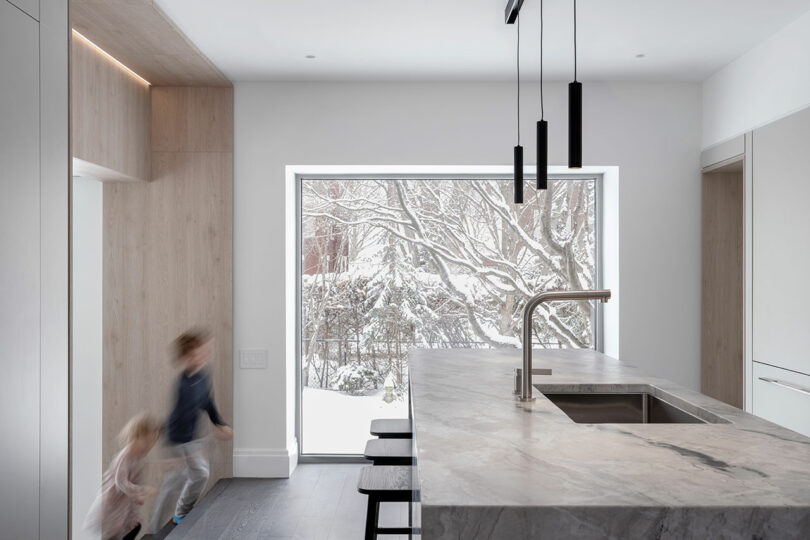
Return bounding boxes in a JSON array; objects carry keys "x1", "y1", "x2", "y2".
[
  {"x1": 85, "y1": 412, "x2": 161, "y2": 540},
  {"x1": 150, "y1": 328, "x2": 233, "y2": 533}
]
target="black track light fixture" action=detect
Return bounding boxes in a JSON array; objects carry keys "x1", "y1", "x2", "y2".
[
  {"x1": 507, "y1": 0, "x2": 585, "y2": 192},
  {"x1": 536, "y1": 0, "x2": 548, "y2": 190},
  {"x1": 537, "y1": 121, "x2": 548, "y2": 190},
  {"x1": 504, "y1": 0, "x2": 525, "y2": 24},
  {"x1": 569, "y1": 82, "x2": 582, "y2": 169},
  {"x1": 514, "y1": 11, "x2": 524, "y2": 204},
  {"x1": 568, "y1": 0, "x2": 582, "y2": 169},
  {"x1": 514, "y1": 145, "x2": 524, "y2": 204}
]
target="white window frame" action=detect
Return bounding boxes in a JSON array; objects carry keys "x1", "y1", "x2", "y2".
[{"x1": 287, "y1": 165, "x2": 618, "y2": 460}]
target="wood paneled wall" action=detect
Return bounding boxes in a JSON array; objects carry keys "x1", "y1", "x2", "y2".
[
  {"x1": 70, "y1": 0, "x2": 230, "y2": 87},
  {"x1": 103, "y1": 87, "x2": 233, "y2": 524},
  {"x1": 71, "y1": 33, "x2": 151, "y2": 181},
  {"x1": 701, "y1": 169, "x2": 744, "y2": 408}
]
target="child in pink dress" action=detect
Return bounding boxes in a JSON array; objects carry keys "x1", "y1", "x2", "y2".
[{"x1": 85, "y1": 413, "x2": 161, "y2": 540}]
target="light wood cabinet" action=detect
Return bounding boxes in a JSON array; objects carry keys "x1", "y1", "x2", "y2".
[
  {"x1": 71, "y1": 32, "x2": 151, "y2": 182},
  {"x1": 752, "y1": 107, "x2": 810, "y2": 377}
]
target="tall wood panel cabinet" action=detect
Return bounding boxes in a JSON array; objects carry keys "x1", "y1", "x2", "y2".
[{"x1": 751, "y1": 107, "x2": 810, "y2": 437}]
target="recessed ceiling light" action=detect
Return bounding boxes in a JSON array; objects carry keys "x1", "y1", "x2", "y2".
[
  {"x1": 305, "y1": 55, "x2": 316, "y2": 59},
  {"x1": 635, "y1": 53, "x2": 646, "y2": 59}
]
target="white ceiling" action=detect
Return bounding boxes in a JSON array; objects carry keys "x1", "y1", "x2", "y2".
[{"x1": 155, "y1": 0, "x2": 810, "y2": 82}]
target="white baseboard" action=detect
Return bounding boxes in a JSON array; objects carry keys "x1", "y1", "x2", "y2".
[{"x1": 233, "y1": 439, "x2": 298, "y2": 478}]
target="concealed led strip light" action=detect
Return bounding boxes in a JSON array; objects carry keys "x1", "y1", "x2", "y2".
[{"x1": 71, "y1": 29, "x2": 151, "y2": 86}]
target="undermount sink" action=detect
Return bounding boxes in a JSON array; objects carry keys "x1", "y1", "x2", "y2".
[{"x1": 539, "y1": 386, "x2": 729, "y2": 425}]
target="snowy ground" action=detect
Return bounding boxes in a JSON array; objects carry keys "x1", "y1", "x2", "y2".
[{"x1": 302, "y1": 387, "x2": 408, "y2": 455}]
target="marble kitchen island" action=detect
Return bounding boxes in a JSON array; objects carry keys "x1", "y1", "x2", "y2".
[{"x1": 408, "y1": 349, "x2": 810, "y2": 539}]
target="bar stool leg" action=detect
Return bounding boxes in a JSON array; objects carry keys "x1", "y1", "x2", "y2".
[
  {"x1": 364, "y1": 494, "x2": 379, "y2": 540},
  {"x1": 408, "y1": 499, "x2": 413, "y2": 540}
]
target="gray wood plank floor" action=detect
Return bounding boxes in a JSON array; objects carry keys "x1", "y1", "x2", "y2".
[{"x1": 162, "y1": 464, "x2": 410, "y2": 540}]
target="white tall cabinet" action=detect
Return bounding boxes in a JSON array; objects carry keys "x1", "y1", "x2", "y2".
[
  {"x1": 0, "y1": 0, "x2": 69, "y2": 537},
  {"x1": 0, "y1": 3, "x2": 41, "y2": 537},
  {"x1": 751, "y1": 106, "x2": 810, "y2": 437}
]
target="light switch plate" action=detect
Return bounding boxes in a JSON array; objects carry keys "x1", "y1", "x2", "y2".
[{"x1": 240, "y1": 349, "x2": 268, "y2": 369}]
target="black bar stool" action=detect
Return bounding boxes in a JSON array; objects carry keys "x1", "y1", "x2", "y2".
[
  {"x1": 370, "y1": 418, "x2": 413, "y2": 439},
  {"x1": 363, "y1": 438, "x2": 412, "y2": 466},
  {"x1": 357, "y1": 465, "x2": 419, "y2": 540}
]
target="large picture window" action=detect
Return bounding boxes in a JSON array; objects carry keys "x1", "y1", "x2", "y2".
[{"x1": 299, "y1": 175, "x2": 599, "y2": 455}]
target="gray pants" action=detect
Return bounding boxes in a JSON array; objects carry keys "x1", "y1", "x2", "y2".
[{"x1": 150, "y1": 440, "x2": 209, "y2": 532}]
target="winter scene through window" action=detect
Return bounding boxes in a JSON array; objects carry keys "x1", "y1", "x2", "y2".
[{"x1": 300, "y1": 176, "x2": 598, "y2": 454}]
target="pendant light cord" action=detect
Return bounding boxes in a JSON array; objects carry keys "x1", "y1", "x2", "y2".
[
  {"x1": 540, "y1": 0, "x2": 544, "y2": 120},
  {"x1": 573, "y1": 0, "x2": 578, "y2": 81},
  {"x1": 516, "y1": 12, "x2": 521, "y2": 145}
]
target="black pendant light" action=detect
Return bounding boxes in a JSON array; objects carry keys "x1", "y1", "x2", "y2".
[
  {"x1": 514, "y1": 11, "x2": 524, "y2": 204},
  {"x1": 568, "y1": 0, "x2": 582, "y2": 169},
  {"x1": 536, "y1": 0, "x2": 548, "y2": 190}
]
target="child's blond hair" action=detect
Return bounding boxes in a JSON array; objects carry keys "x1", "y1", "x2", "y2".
[{"x1": 118, "y1": 412, "x2": 161, "y2": 448}]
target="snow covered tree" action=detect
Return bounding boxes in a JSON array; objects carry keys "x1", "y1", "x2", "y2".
[
  {"x1": 300, "y1": 177, "x2": 596, "y2": 396},
  {"x1": 304, "y1": 179, "x2": 594, "y2": 337}
]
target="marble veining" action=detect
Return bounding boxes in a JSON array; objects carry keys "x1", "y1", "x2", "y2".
[{"x1": 409, "y1": 349, "x2": 810, "y2": 539}]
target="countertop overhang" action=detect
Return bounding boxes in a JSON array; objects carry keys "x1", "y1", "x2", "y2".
[{"x1": 409, "y1": 348, "x2": 810, "y2": 539}]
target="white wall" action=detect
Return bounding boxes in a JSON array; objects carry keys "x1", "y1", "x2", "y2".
[
  {"x1": 702, "y1": 9, "x2": 810, "y2": 149},
  {"x1": 234, "y1": 81, "x2": 702, "y2": 475},
  {"x1": 71, "y1": 177, "x2": 103, "y2": 540}
]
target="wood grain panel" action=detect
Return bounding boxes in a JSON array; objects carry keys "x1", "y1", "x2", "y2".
[
  {"x1": 103, "y1": 87, "x2": 233, "y2": 529},
  {"x1": 70, "y1": 0, "x2": 230, "y2": 87},
  {"x1": 71, "y1": 33, "x2": 151, "y2": 181},
  {"x1": 701, "y1": 170, "x2": 744, "y2": 408},
  {"x1": 152, "y1": 87, "x2": 234, "y2": 152}
]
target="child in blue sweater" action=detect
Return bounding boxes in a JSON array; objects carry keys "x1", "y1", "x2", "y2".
[{"x1": 149, "y1": 329, "x2": 232, "y2": 532}]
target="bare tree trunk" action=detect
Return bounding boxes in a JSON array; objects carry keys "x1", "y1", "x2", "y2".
[
  {"x1": 338, "y1": 318, "x2": 343, "y2": 367},
  {"x1": 320, "y1": 318, "x2": 329, "y2": 388},
  {"x1": 303, "y1": 345, "x2": 312, "y2": 388},
  {"x1": 394, "y1": 289, "x2": 402, "y2": 385},
  {"x1": 323, "y1": 360, "x2": 329, "y2": 388},
  {"x1": 386, "y1": 339, "x2": 393, "y2": 379},
  {"x1": 319, "y1": 355, "x2": 325, "y2": 388},
  {"x1": 371, "y1": 346, "x2": 378, "y2": 389}
]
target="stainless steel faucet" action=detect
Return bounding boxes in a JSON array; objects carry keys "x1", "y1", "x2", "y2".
[{"x1": 518, "y1": 289, "x2": 611, "y2": 402}]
